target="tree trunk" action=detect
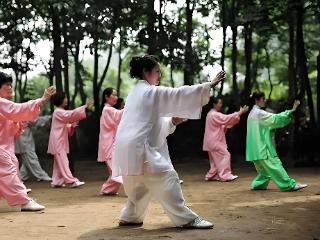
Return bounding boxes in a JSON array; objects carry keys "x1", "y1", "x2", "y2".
[
  {"x1": 288, "y1": 11, "x2": 296, "y2": 100},
  {"x1": 170, "y1": 61, "x2": 175, "y2": 88},
  {"x1": 72, "y1": 40, "x2": 86, "y2": 107},
  {"x1": 317, "y1": 51, "x2": 320, "y2": 125},
  {"x1": 243, "y1": 23, "x2": 253, "y2": 99},
  {"x1": 219, "y1": 0, "x2": 226, "y2": 95},
  {"x1": 231, "y1": 0, "x2": 238, "y2": 93},
  {"x1": 116, "y1": 29, "x2": 123, "y2": 96},
  {"x1": 50, "y1": 5, "x2": 63, "y2": 93},
  {"x1": 62, "y1": 16, "x2": 70, "y2": 106},
  {"x1": 265, "y1": 47, "x2": 273, "y2": 99},
  {"x1": 147, "y1": 0, "x2": 157, "y2": 55},
  {"x1": 184, "y1": 0, "x2": 194, "y2": 85},
  {"x1": 296, "y1": 1, "x2": 316, "y2": 125},
  {"x1": 98, "y1": 34, "x2": 115, "y2": 91},
  {"x1": 93, "y1": 36, "x2": 100, "y2": 115}
]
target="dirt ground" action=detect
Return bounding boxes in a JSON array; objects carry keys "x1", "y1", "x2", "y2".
[{"x1": 0, "y1": 161, "x2": 320, "y2": 240}]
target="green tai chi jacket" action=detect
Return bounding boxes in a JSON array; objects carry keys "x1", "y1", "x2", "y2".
[{"x1": 246, "y1": 105, "x2": 293, "y2": 161}]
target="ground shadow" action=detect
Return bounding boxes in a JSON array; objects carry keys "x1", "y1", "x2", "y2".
[{"x1": 78, "y1": 226, "x2": 213, "y2": 240}]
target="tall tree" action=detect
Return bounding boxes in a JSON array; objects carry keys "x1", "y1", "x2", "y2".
[{"x1": 295, "y1": 0, "x2": 315, "y2": 125}]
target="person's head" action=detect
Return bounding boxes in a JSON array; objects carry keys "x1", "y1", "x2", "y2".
[
  {"x1": 114, "y1": 97, "x2": 125, "y2": 110},
  {"x1": 210, "y1": 97, "x2": 223, "y2": 111},
  {"x1": 51, "y1": 92, "x2": 67, "y2": 108},
  {"x1": 101, "y1": 87, "x2": 117, "y2": 107},
  {"x1": 250, "y1": 91, "x2": 266, "y2": 108},
  {"x1": 129, "y1": 55, "x2": 160, "y2": 85},
  {"x1": 0, "y1": 72, "x2": 13, "y2": 100}
]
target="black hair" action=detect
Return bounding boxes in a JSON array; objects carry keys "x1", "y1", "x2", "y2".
[
  {"x1": 114, "y1": 97, "x2": 124, "y2": 110},
  {"x1": 51, "y1": 92, "x2": 66, "y2": 107},
  {"x1": 101, "y1": 87, "x2": 115, "y2": 110},
  {"x1": 129, "y1": 55, "x2": 159, "y2": 79},
  {"x1": 249, "y1": 91, "x2": 265, "y2": 107},
  {"x1": 208, "y1": 96, "x2": 222, "y2": 108},
  {"x1": 0, "y1": 72, "x2": 13, "y2": 88}
]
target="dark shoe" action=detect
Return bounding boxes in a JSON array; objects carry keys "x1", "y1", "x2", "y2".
[
  {"x1": 182, "y1": 217, "x2": 213, "y2": 229},
  {"x1": 119, "y1": 221, "x2": 143, "y2": 227}
]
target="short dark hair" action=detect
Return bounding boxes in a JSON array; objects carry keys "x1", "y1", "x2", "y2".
[
  {"x1": 0, "y1": 72, "x2": 13, "y2": 88},
  {"x1": 51, "y1": 92, "x2": 66, "y2": 107},
  {"x1": 129, "y1": 55, "x2": 159, "y2": 79},
  {"x1": 250, "y1": 91, "x2": 265, "y2": 101}
]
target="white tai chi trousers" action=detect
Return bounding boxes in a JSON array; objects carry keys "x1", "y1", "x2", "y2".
[{"x1": 120, "y1": 169, "x2": 198, "y2": 226}]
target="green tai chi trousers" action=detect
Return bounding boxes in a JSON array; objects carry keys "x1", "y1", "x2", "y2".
[{"x1": 251, "y1": 156, "x2": 296, "y2": 191}]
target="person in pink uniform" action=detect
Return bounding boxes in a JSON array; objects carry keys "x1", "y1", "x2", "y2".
[
  {"x1": 203, "y1": 97, "x2": 248, "y2": 181},
  {"x1": 0, "y1": 71, "x2": 56, "y2": 211},
  {"x1": 48, "y1": 92, "x2": 92, "y2": 188},
  {"x1": 98, "y1": 88, "x2": 124, "y2": 195}
]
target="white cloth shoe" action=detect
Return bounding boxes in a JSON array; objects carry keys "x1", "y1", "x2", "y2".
[
  {"x1": 182, "y1": 217, "x2": 213, "y2": 229},
  {"x1": 292, "y1": 183, "x2": 308, "y2": 191},
  {"x1": 71, "y1": 181, "x2": 85, "y2": 188},
  {"x1": 37, "y1": 177, "x2": 52, "y2": 182},
  {"x1": 179, "y1": 179, "x2": 184, "y2": 184},
  {"x1": 21, "y1": 199, "x2": 45, "y2": 211}
]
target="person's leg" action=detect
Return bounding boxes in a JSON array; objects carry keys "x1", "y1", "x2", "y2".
[
  {"x1": 53, "y1": 151, "x2": 79, "y2": 184},
  {"x1": 100, "y1": 162, "x2": 121, "y2": 195},
  {"x1": 0, "y1": 150, "x2": 29, "y2": 206},
  {"x1": 213, "y1": 146, "x2": 236, "y2": 181},
  {"x1": 205, "y1": 152, "x2": 219, "y2": 180},
  {"x1": 262, "y1": 157, "x2": 296, "y2": 191},
  {"x1": 19, "y1": 161, "x2": 30, "y2": 182},
  {"x1": 51, "y1": 155, "x2": 66, "y2": 186},
  {"x1": 251, "y1": 160, "x2": 271, "y2": 190},
  {"x1": 146, "y1": 170, "x2": 211, "y2": 227},
  {"x1": 20, "y1": 151, "x2": 51, "y2": 181},
  {"x1": 119, "y1": 175, "x2": 151, "y2": 223}
]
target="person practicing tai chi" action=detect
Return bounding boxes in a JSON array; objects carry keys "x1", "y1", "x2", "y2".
[
  {"x1": 48, "y1": 92, "x2": 92, "y2": 188},
  {"x1": 112, "y1": 55, "x2": 225, "y2": 229},
  {"x1": 203, "y1": 97, "x2": 248, "y2": 182},
  {"x1": 246, "y1": 91, "x2": 307, "y2": 191},
  {"x1": 15, "y1": 116, "x2": 52, "y2": 182},
  {"x1": 0, "y1": 71, "x2": 55, "y2": 211},
  {"x1": 98, "y1": 87, "x2": 124, "y2": 195}
]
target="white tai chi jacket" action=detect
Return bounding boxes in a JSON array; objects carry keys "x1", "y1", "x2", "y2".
[{"x1": 112, "y1": 80, "x2": 212, "y2": 177}]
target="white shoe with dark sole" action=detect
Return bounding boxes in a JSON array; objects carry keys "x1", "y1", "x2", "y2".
[{"x1": 21, "y1": 199, "x2": 45, "y2": 211}]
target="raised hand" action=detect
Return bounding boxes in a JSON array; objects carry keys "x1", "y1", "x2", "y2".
[
  {"x1": 211, "y1": 71, "x2": 226, "y2": 87},
  {"x1": 41, "y1": 86, "x2": 56, "y2": 103},
  {"x1": 239, "y1": 105, "x2": 249, "y2": 115},
  {"x1": 292, "y1": 100, "x2": 300, "y2": 112},
  {"x1": 71, "y1": 121, "x2": 79, "y2": 128},
  {"x1": 172, "y1": 117, "x2": 188, "y2": 126}
]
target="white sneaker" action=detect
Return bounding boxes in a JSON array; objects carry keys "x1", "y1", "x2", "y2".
[
  {"x1": 71, "y1": 181, "x2": 85, "y2": 188},
  {"x1": 179, "y1": 179, "x2": 184, "y2": 184},
  {"x1": 21, "y1": 199, "x2": 45, "y2": 211},
  {"x1": 182, "y1": 217, "x2": 213, "y2": 229},
  {"x1": 38, "y1": 177, "x2": 52, "y2": 182},
  {"x1": 224, "y1": 175, "x2": 238, "y2": 182},
  {"x1": 292, "y1": 183, "x2": 308, "y2": 191}
]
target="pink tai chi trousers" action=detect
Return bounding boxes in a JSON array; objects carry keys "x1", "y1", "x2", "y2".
[
  {"x1": 100, "y1": 159, "x2": 122, "y2": 195},
  {"x1": 206, "y1": 146, "x2": 236, "y2": 181},
  {"x1": 0, "y1": 149, "x2": 29, "y2": 206},
  {"x1": 51, "y1": 151, "x2": 79, "y2": 186}
]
